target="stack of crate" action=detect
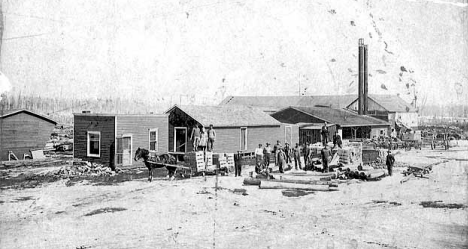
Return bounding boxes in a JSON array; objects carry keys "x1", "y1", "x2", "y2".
[
  {"x1": 225, "y1": 153, "x2": 235, "y2": 172},
  {"x1": 185, "y1": 151, "x2": 205, "y2": 172},
  {"x1": 205, "y1": 152, "x2": 216, "y2": 171},
  {"x1": 213, "y1": 153, "x2": 226, "y2": 168},
  {"x1": 337, "y1": 149, "x2": 351, "y2": 165}
]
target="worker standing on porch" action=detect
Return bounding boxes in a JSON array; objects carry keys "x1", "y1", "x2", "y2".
[
  {"x1": 207, "y1": 124, "x2": 216, "y2": 152},
  {"x1": 321, "y1": 122, "x2": 329, "y2": 146},
  {"x1": 190, "y1": 124, "x2": 201, "y2": 151}
]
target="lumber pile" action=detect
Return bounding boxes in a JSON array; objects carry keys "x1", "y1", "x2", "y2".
[{"x1": 0, "y1": 159, "x2": 64, "y2": 168}]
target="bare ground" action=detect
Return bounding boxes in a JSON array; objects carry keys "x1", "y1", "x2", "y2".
[{"x1": 1, "y1": 148, "x2": 467, "y2": 249}]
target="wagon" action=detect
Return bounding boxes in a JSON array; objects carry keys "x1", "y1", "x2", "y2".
[{"x1": 402, "y1": 165, "x2": 432, "y2": 177}]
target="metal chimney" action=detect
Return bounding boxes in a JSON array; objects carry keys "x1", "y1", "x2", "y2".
[
  {"x1": 358, "y1": 39, "x2": 368, "y2": 115},
  {"x1": 364, "y1": 44, "x2": 368, "y2": 115}
]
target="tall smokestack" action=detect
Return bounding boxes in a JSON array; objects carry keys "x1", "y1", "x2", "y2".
[
  {"x1": 364, "y1": 44, "x2": 368, "y2": 115},
  {"x1": 358, "y1": 39, "x2": 364, "y2": 115},
  {"x1": 358, "y1": 39, "x2": 368, "y2": 115}
]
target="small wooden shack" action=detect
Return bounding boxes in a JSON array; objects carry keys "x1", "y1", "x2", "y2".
[
  {"x1": 165, "y1": 105, "x2": 299, "y2": 153},
  {"x1": 73, "y1": 113, "x2": 169, "y2": 167},
  {"x1": 0, "y1": 109, "x2": 57, "y2": 161}
]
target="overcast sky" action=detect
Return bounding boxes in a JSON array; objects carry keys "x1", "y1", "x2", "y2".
[{"x1": 1, "y1": 0, "x2": 467, "y2": 106}]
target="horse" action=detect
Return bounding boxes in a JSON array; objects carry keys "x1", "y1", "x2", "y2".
[{"x1": 134, "y1": 148, "x2": 178, "y2": 182}]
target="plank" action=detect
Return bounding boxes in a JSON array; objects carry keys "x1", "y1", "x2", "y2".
[{"x1": 259, "y1": 181, "x2": 331, "y2": 191}]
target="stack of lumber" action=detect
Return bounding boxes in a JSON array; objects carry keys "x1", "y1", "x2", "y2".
[{"x1": 0, "y1": 159, "x2": 64, "y2": 168}]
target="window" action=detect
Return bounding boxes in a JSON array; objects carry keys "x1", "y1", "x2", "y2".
[
  {"x1": 87, "y1": 131, "x2": 101, "y2": 157},
  {"x1": 149, "y1": 128, "x2": 158, "y2": 152},
  {"x1": 240, "y1": 127, "x2": 247, "y2": 151}
]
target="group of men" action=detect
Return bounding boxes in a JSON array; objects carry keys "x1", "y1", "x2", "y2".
[
  {"x1": 190, "y1": 124, "x2": 216, "y2": 152},
  {"x1": 253, "y1": 140, "x2": 335, "y2": 174}
]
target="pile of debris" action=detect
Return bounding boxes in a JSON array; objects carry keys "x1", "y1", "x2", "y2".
[
  {"x1": 366, "y1": 161, "x2": 410, "y2": 169},
  {"x1": 53, "y1": 161, "x2": 116, "y2": 178}
]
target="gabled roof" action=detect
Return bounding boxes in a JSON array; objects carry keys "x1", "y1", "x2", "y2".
[
  {"x1": 219, "y1": 96, "x2": 303, "y2": 112},
  {"x1": 0, "y1": 109, "x2": 57, "y2": 125},
  {"x1": 277, "y1": 106, "x2": 389, "y2": 127},
  {"x1": 296, "y1": 95, "x2": 358, "y2": 109},
  {"x1": 166, "y1": 105, "x2": 281, "y2": 127},
  {"x1": 220, "y1": 94, "x2": 416, "y2": 113},
  {"x1": 368, "y1": 95, "x2": 416, "y2": 112}
]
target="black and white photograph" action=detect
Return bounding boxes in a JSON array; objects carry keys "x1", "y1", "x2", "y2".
[{"x1": 0, "y1": 0, "x2": 467, "y2": 248}]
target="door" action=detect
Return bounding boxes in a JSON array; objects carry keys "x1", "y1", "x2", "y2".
[
  {"x1": 116, "y1": 135, "x2": 132, "y2": 166},
  {"x1": 285, "y1": 126, "x2": 292, "y2": 145},
  {"x1": 174, "y1": 127, "x2": 187, "y2": 152},
  {"x1": 240, "y1": 127, "x2": 247, "y2": 151}
]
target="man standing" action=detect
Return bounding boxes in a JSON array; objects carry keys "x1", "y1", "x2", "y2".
[
  {"x1": 277, "y1": 149, "x2": 287, "y2": 173},
  {"x1": 190, "y1": 124, "x2": 200, "y2": 151},
  {"x1": 386, "y1": 150, "x2": 395, "y2": 176},
  {"x1": 273, "y1": 140, "x2": 282, "y2": 166},
  {"x1": 292, "y1": 143, "x2": 302, "y2": 170},
  {"x1": 254, "y1": 144, "x2": 263, "y2": 173},
  {"x1": 304, "y1": 142, "x2": 311, "y2": 168},
  {"x1": 234, "y1": 152, "x2": 242, "y2": 177},
  {"x1": 321, "y1": 144, "x2": 331, "y2": 173},
  {"x1": 263, "y1": 143, "x2": 272, "y2": 171},
  {"x1": 207, "y1": 124, "x2": 216, "y2": 152},
  {"x1": 284, "y1": 143, "x2": 291, "y2": 164},
  {"x1": 321, "y1": 122, "x2": 329, "y2": 146}
]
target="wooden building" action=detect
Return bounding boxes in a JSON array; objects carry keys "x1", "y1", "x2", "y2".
[
  {"x1": 220, "y1": 94, "x2": 417, "y2": 131},
  {"x1": 0, "y1": 109, "x2": 57, "y2": 161},
  {"x1": 165, "y1": 105, "x2": 299, "y2": 153},
  {"x1": 271, "y1": 106, "x2": 390, "y2": 143},
  {"x1": 73, "y1": 113, "x2": 168, "y2": 167},
  {"x1": 346, "y1": 94, "x2": 418, "y2": 130}
]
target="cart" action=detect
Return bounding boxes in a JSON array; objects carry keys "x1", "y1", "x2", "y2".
[{"x1": 402, "y1": 165, "x2": 432, "y2": 177}]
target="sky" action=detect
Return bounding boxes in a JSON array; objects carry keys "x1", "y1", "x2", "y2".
[{"x1": 0, "y1": 0, "x2": 467, "y2": 107}]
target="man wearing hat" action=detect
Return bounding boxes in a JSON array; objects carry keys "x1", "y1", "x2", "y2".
[
  {"x1": 263, "y1": 143, "x2": 272, "y2": 171},
  {"x1": 386, "y1": 150, "x2": 395, "y2": 176},
  {"x1": 292, "y1": 143, "x2": 302, "y2": 170}
]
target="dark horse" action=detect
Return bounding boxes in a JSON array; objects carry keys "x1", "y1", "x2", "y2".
[{"x1": 134, "y1": 148, "x2": 178, "y2": 182}]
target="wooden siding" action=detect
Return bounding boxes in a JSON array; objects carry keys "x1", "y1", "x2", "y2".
[
  {"x1": 168, "y1": 108, "x2": 198, "y2": 152},
  {"x1": 116, "y1": 115, "x2": 169, "y2": 167},
  {"x1": 1, "y1": 112, "x2": 55, "y2": 161},
  {"x1": 211, "y1": 125, "x2": 299, "y2": 153},
  {"x1": 73, "y1": 115, "x2": 115, "y2": 166},
  {"x1": 272, "y1": 109, "x2": 325, "y2": 124}
]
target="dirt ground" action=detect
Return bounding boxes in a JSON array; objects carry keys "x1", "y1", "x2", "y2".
[{"x1": 1, "y1": 147, "x2": 467, "y2": 249}]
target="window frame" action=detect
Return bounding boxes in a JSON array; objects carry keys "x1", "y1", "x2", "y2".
[
  {"x1": 87, "y1": 131, "x2": 101, "y2": 157},
  {"x1": 149, "y1": 128, "x2": 159, "y2": 152}
]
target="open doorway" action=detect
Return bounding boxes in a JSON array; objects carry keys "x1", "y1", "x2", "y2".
[
  {"x1": 116, "y1": 135, "x2": 132, "y2": 166},
  {"x1": 174, "y1": 127, "x2": 187, "y2": 152}
]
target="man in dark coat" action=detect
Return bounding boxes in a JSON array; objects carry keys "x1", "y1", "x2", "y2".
[
  {"x1": 386, "y1": 150, "x2": 395, "y2": 176},
  {"x1": 321, "y1": 122, "x2": 329, "y2": 146},
  {"x1": 292, "y1": 143, "x2": 302, "y2": 170},
  {"x1": 304, "y1": 142, "x2": 311, "y2": 167},
  {"x1": 284, "y1": 143, "x2": 291, "y2": 164},
  {"x1": 321, "y1": 144, "x2": 331, "y2": 173}
]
